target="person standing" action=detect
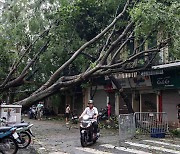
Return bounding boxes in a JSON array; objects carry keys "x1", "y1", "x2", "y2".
[
  {"x1": 36, "y1": 102, "x2": 44, "y2": 120},
  {"x1": 107, "y1": 102, "x2": 111, "y2": 119},
  {"x1": 65, "y1": 104, "x2": 71, "y2": 124}
]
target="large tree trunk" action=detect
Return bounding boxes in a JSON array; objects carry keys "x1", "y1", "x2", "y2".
[{"x1": 109, "y1": 75, "x2": 134, "y2": 113}]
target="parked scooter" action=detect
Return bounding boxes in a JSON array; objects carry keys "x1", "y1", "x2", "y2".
[
  {"x1": 80, "y1": 114, "x2": 100, "y2": 147},
  {"x1": 1, "y1": 118, "x2": 34, "y2": 149},
  {"x1": 71, "y1": 112, "x2": 78, "y2": 124},
  {"x1": 10, "y1": 123, "x2": 33, "y2": 148},
  {"x1": 98, "y1": 107, "x2": 108, "y2": 121},
  {"x1": 0, "y1": 127, "x2": 19, "y2": 154}
]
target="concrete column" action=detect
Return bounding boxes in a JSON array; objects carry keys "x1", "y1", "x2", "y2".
[
  {"x1": 140, "y1": 93, "x2": 142, "y2": 113},
  {"x1": 132, "y1": 92, "x2": 135, "y2": 109},
  {"x1": 66, "y1": 94, "x2": 71, "y2": 106},
  {"x1": 107, "y1": 95, "x2": 109, "y2": 106},
  {"x1": 156, "y1": 93, "x2": 159, "y2": 113},
  {"x1": 115, "y1": 93, "x2": 120, "y2": 116},
  {"x1": 156, "y1": 91, "x2": 162, "y2": 113},
  {"x1": 83, "y1": 88, "x2": 91, "y2": 110}
]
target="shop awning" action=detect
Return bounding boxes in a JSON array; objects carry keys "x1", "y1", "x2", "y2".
[{"x1": 152, "y1": 61, "x2": 180, "y2": 69}]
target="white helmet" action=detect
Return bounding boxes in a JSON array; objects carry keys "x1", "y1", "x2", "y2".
[{"x1": 88, "y1": 100, "x2": 93, "y2": 104}]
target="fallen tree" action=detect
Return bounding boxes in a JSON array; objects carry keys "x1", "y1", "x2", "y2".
[
  {"x1": 0, "y1": 0, "x2": 178, "y2": 111},
  {"x1": 15, "y1": 0, "x2": 169, "y2": 107}
]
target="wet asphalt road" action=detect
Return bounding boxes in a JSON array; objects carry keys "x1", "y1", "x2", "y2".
[
  {"x1": 19, "y1": 117, "x2": 119, "y2": 154},
  {"x1": 17, "y1": 117, "x2": 180, "y2": 154}
]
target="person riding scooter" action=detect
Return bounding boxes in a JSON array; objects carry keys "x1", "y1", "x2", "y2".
[{"x1": 79, "y1": 100, "x2": 98, "y2": 138}]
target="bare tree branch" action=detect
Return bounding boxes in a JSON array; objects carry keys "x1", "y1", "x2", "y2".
[
  {"x1": 68, "y1": 52, "x2": 97, "y2": 61},
  {"x1": 99, "y1": 21, "x2": 134, "y2": 65},
  {"x1": 110, "y1": 31, "x2": 134, "y2": 64},
  {"x1": 0, "y1": 27, "x2": 51, "y2": 88},
  {"x1": 14, "y1": 37, "x2": 169, "y2": 107},
  {"x1": 1, "y1": 40, "x2": 50, "y2": 90},
  {"x1": 34, "y1": 0, "x2": 131, "y2": 94}
]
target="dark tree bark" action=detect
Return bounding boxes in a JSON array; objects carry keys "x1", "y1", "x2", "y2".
[{"x1": 109, "y1": 75, "x2": 134, "y2": 113}]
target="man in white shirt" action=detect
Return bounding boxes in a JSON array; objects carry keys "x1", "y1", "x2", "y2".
[
  {"x1": 79, "y1": 100, "x2": 98, "y2": 137},
  {"x1": 36, "y1": 102, "x2": 44, "y2": 120}
]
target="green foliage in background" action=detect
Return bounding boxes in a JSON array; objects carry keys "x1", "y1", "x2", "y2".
[{"x1": 130, "y1": 0, "x2": 180, "y2": 59}]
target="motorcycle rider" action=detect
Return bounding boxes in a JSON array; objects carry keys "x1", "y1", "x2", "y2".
[{"x1": 79, "y1": 100, "x2": 98, "y2": 138}]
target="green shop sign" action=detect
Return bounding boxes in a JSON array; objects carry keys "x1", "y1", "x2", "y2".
[{"x1": 151, "y1": 69, "x2": 180, "y2": 89}]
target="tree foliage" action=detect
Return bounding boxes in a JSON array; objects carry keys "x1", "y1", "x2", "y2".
[
  {"x1": 130, "y1": 0, "x2": 180, "y2": 58},
  {"x1": 0, "y1": 0, "x2": 179, "y2": 107}
]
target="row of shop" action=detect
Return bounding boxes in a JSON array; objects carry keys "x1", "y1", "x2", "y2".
[
  {"x1": 86, "y1": 63, "x2": 180, "y2": 127},
  {"x1": 45, "y1": 62, "x2": 180, "y2": 128}
]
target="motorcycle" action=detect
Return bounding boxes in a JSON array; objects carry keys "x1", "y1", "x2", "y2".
[
  {"x1": 0, "y1": 127, "x2": 19, "y2": 154},
  {"x1": 28, "y1": 106, "x2": 37, "y2": 119},
  {"x1": 80, "y1": 114, "x2": 100, "y2": 147},
  {"x1": 1, "y1": 118, "x2": 34, "y2": 149},
  {"x1": 98, "y1": 107, "x2": 108, "y2": 121},
  {"x1": 71, "y1": 112, "x2": 78, "y2": 124}
]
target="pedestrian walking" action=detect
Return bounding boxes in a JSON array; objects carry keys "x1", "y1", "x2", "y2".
[{"x1": 65, "y1": 104, "x2": 71, "y2": 124}]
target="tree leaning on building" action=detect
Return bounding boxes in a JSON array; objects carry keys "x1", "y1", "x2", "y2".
[{"x1": 0, "y1": 0, "x2": 179, "y2": 112}]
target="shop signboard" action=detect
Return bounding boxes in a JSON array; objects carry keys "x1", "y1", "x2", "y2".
[
  {"x1": 113, "y1": 75, "x2": 152, "y2": 89},
  {"x1": 151, "y1": 69, "x2": 180, "y2": 89}
]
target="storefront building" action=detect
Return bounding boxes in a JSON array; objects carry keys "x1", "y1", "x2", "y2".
[
  {"x1": 113, "y1": 62, "x2": 180, "y2": 127},
  {"x1": 81, "y1": 63, "x2": 180, "y2": 127},
  {"x1": 151, "y1": 64, "x2": 180, "y2": 127},
  {"x1": 115, "y1": 74, "x2": 157, "y2": 114}
]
